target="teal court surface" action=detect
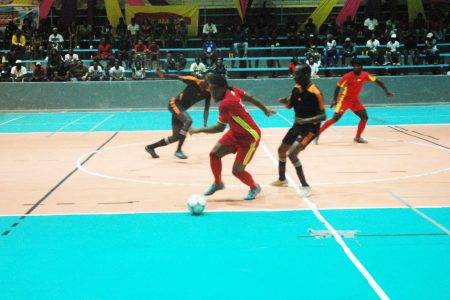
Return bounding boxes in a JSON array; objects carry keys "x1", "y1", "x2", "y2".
[{"x1": 0, "y1": 105, "x2": 449, "y2": 299}]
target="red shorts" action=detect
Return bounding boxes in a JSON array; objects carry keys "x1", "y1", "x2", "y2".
[
  {"x1": 218, "y1": 131, "x2": 260, "y2": 166},
  {"x1": 335, "y1": 98, "x2": 366, "y2": 114}
]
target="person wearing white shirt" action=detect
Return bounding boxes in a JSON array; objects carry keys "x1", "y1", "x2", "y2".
[
  {"x1": 364, "y1": 15, "x2": 378, "y2": 36},
  {"x1": 190, "y1": 57, "x2": 206, "y2": 78},
  {"x1": 366, "y1": 34, "x2": 382, "y2": 65},
  {"x1": 323, "y1": 34, "x2": 339, "y2": 66},
  {"x1": 109, "y1": 61, "x2": 126, "y2": 81},
  {"x1": 10, "y1": 60, "x2": 27, "y2": 82},
  {"x1": 127, "y1": 18, "x2": 140, "y2": 43},
  {"x1": 306, "y1": 57, "x2": 320, "y2": 78},
  {"x1": 64, "y1": 49, "x2": 79, "y2": 66},
  {"x1": 88, "y1": 61, "x2": 104, "y2": 81},
  {"x1": 202, "y1": 21, "x2": 218, "y2": 39},
  {"x1": 386, "y1": 34, "x2": 401, "y2": 65},
  {"x1": 48, "y1": 27, "x2": 64, "y2": 51}
]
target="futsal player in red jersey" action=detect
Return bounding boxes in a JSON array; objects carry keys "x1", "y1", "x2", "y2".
[
  {"x1": 189, "y1": 74, "x2": 276, "y2": 200},
  {"x1": 319, "y1": 58, "x2": 393, "y2": 143}
]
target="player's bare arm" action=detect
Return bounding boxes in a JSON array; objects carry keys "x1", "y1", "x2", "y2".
[
  {"x1": 295, "y1": 111, "x2": 326, "y2": 125},
  {"x1": 375, "y1": 79, "x2": 393, "y2": 97},
  {"x1": 203, "y1": 99, "x2": 211, "y2": 127},
  {"x1": 156, "y1": 69, "x2": 182, "y2": 80},
  {"x1": 189, "y1": 122, "x2": 226, "y2": 135},
  {"x1": 241, "y1": 93, "x2": 276, "y2": 116},
  {"x1": 331, "y1": 85, "x2": 341, "y2": 108}
]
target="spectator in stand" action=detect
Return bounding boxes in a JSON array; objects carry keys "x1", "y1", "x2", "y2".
[
  {"x1": 202, "y1": 20, "x2": 218, "y2": 40},
  {"x1": 176, "y1": 53, "x2": 187, "y2": 73},
  {"x1": 52, "y1": 62, "x2": 68, "y2": 81},
  {"x1": 68, "y1": 21, "x2": 78, "y2": 49},
  {"x1": 210, "y1": 58, "x2": 227, "y2": 76},
  {"x1": 127, "y1": 18, "x2": 140, "y2": 44},
  {"x1": 288, "y1": 56, "x2": 299, "y2": 76},
  {"x1": 10, "y1": 60, "x2": 27, "y2": 82},
  {"x1": 109, "y1": 60, "x2": 126, "y2": 81},
  {"x1": 116, "y1": 17, "x2": 128, "y2": 41},
  {"x1": 342, "y1": 37, "x2": 357, "y2": 66},
  {"x1": 343, "y1": 16, "x2": 356, "y2": 41},
  {"x1": 306, "y1": 56, "x2": 320, "y2": 78},
  {"x1": 46, "y1": 48, "x2": 63, "y2": 80},
  {"x1": 139, "y1": 18, "x2": 153, "y2": 44},
  {"x1": 163, "y1": 51, "x2": 177, "y2": 72},
  {"x1": 116, "y1": 32, "x2": 132, "y2": 68},
  {"x1": 3, "y1": 50, "x2": 17, "y2": 66},
  {"x1": 30, "y1": 32, "x2": 44, "y2": 59},
  {"x1": 385, "y1": 16, "x2": 397, "y2": 39},
  {"x1": 21, "y1": 18, "x2": 34, "y2": 41},
  {"x1": 31, "y1": 62, "x2": 47, "y2": 82},
  {"x1": 413, "y1": 13, "x2": 426, "y2": 41},
  {"x1": 148, "y1": 39, "x2": 160, "y2": 70},
  {"x1": 132, "y1": 62, "x2": 146, "y2": 80},
  {"x1": 398, "y1": 15, "x2": 410, "y2": 40},
  {"x1": 11, "y1": 29, "x2": 26, "y2": 59},
  {"x1": 67, "y1": 60, "x2": 88, "y2": 81},
  {"x1": 323, "y1": 34, "x2": 339, "y2": 67},
  {"x1": 305, "y1": 45, "x2": 321, "y2": 65},
  {"x1": 78, "y1": 20, "x2": 93, "y2": 49},
  {"x1": 48, "y1": 27, "x2": 64, "y2": 51},
  {"x1": 305, "y1": 33, "x2": 318, "y2": 50},
  {"x1": 100, "y1": 20, "x2": 113, "y2": 42},
  {"x1": 429, "y1": 12, "x2": 443, "y2": 40},
  {"x1": 386, "y1": 34, "x2": 401, "y2": 65},
  {"x1": 134, "y1": 39, "x2": 147, "y2": 69},
  {"x1": 3, "y1": 21, "x2": 18, "y2": 50},
  {"x1": 64, "y1": 49, "x2": 79, "y2": 67},
  {"x1": 88, "y1": 61, "x2": 104, "y2": 81},
  {"x1": 233, "y1": 25, "x2": 249, "y2": 58},
  {"x1": 424, "y1": 32, "x2": 440, "y2": 64},
  {"x1": 97, "y1": 37, "x2": 114, "y2": 69},
  {"x1": 364, "y1": 14, "x2": 379, "y2": 38},
  {"x1": 403, "y1": 31, "x2": 419, "y2": 65},
  {"x1": 202, "y1": 35, "x2": 217, "y2": 67},
  {"x1": 190, "y1": 57, "x2": 206, "y2": 78},
  {"x1": 304, "y1": 18, "x2": 316, "y2": 36},
  {"x1": 285, "y1": 17, "x2": 299, "y2": 46},
  {"x1": 161, "y1": 18, "x2": 176, "y2": 48},
  {"x1": 0, "y1": 63, "x2": 11, "y2": 82},
  {"x1": 366, "y1": 33, "x2": 383, "y2": 65},
  {"x1": 176, "y1": 18, "x2": 188, "y2": 48}
]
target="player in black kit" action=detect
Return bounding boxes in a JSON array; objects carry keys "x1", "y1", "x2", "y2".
[
  {"x1": 271, "y1": 65, "x2": 326, "y2": 196},
  {"x1": 145, "y1": 70, "x2": 211, "y2": 159}
]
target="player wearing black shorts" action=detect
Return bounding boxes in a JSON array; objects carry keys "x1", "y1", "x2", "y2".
[
  {"x1": 271, "y1": 65, "x2": 326, "y2": 196},
  {"x1": 145, "y1": 70, "x2": 211, "y2": 159}
]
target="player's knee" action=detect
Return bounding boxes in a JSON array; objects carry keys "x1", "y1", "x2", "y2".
[
  {"x1": 210, "y1": 151, "x2": 219, "y2": 160},
  {"x1": 333, "y1": 114, "x2": 342, "y2": 121},
  {"x1": 184, "y1": 118, "x2": 193, "y2": 128},
  {"x1": 232, "y1": 166, "x2": 245, "y2": 176},
  {"x1": 288, "y1": 150, "x2": 299, "y2": 162}
]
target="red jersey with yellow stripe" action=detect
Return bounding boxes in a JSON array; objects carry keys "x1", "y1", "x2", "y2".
[
  {"x1": 337, "y1": 71, "x2": 376, "y2": 102},
  {"x1": 218, "y1": 87, "x2": 261, "y2": 141}
]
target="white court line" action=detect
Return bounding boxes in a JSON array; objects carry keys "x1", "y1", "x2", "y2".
[
  {"x1": 0, "y1": 116, "x2": 24, "y2": 126},
  {"x1": 260, "y1": 140, "x2": 390, "y2": 300},
  {"x1": 86, "y1": 114, "x2": 115, "y2": 133},
  {"x1": 48, "y1": 115, "x2": 89, "y2": 136},
  {"x1": 389, "y1": 191, "x2": 450, "y2": 235}
]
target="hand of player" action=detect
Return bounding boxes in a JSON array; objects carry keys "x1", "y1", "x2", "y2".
[
  {"x1": 278, "y1": 97, "x2": 288, "y2": 104},
  {"x1": 156, "y1": 69, "x2": 165, "y2": 78},
  {"x1": 330, "y1": 101, "x2": 337, "y2": 108},
  {"x1": 386, "y1": 91, "x2": 393, "y2": 97},
  {"x1": 189, "y1": 127, "x2": 200, "y2": 135},
  {"x1": 265, "y1": 109, "x2": 277, "y2": 117}
]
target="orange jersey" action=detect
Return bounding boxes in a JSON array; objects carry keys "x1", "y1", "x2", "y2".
[{"x1": 337, "y1": 71, "x2": 376, "y2": 102}]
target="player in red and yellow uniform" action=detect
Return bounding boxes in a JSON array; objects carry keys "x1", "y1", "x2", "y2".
[
  {"x1": 145, "y1": 70, "x2": 211, "y2": 159},
  {"x1": 319, "y1": 58, "x2": 393, "y2": 143},
  {"x1": 189, "y1": 74, "x2": 276, "y2": 200}
]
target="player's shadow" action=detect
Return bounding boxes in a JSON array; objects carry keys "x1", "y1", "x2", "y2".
[{"x1": 208, "y1": 198, "x2": 246, "y2": 203}]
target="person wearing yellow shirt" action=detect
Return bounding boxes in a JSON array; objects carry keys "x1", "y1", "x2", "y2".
[{"x1": 11, "y1": 30, "x2": 26, "y2": 59}]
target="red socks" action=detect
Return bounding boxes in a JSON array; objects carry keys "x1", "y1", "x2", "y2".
[
  {"x1": 319, "y1": 118, "x2": 336, "y2": 134},
  {"x1": 210, "y1": 152, "x2": 222, "y2": 184},
  {"x1": 356, "y1": 118, "x2": 368, "y2": 139},
  {"x1": 234, "y1": 170, "x2": 257, "y2": 189}
]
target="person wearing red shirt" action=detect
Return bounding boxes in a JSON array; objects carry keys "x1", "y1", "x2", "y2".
[
  {"x1": 189, "y1": 74, "x2": 276, "y2": 200},
  {"x1": 319, "y1": 58, "x2": 393, "y2": 143},
  {"x1": 97, "y1": 37, "x2": 114, "y2": 68},
  {"x1": 148, "y1": 39, "x2": 160, "y2": 70},
  {"x1": 134, "y1": 39, "x2": 147, "y2": 69}
]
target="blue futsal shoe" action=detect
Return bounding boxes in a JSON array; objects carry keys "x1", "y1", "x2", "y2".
[
  {"x1": 204, "y1": 182, "x2": 225, "y2": 196},
  {"x1": 244, "y1": 184, "x2": 261, "y2": 200}
]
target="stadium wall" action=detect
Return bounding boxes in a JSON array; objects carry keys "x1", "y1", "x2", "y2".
[{"x1": 1, "y1": 76, "x2": 449, "y2": 111}]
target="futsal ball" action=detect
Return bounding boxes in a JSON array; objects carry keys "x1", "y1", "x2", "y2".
[{"x1": 187, "y1": 194, "x2": 206, "y2": 215}]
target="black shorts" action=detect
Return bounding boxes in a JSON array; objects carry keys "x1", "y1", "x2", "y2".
[
  {"x1": 168, "y1": 98, "x2": 186, "y2": 116},
  {"x1": 282, "y1": 123, "x2": 320, "y2": 146}
]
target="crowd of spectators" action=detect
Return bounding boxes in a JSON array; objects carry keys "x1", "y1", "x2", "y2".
[{"x1": 1, "y1": 7, "x2": 449, "y2": 82}]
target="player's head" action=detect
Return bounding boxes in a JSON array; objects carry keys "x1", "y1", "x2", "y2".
[
  {"x1": 293, "y1": 64, "x2": 311, "y2": 86},
  {"x1": 351, "y1": 58, "x2": 363, "y2": 73},
  {"x1": 208, "y1": 74, "x2": 228, "y2": 102},
  {"x1": 202, "y1": 71, "x2": 214, "y2": 89}
]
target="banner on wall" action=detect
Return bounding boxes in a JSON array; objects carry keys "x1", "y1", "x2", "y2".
[
  {"x1": 0, "y1": 5, "x2": 39, "y2": 30},
  {"x1": 125, "y1": 4, "x2": 199, "y2": 36},
  {"x1": 407, "y1": 0, "x2": 425, "y2": 23},
  {"x1": 302, "y1": 0, "x2": 339, "y2": 32},
  {"x1": 336, "y1": 0, "x2": 361, "y2": 26}
]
